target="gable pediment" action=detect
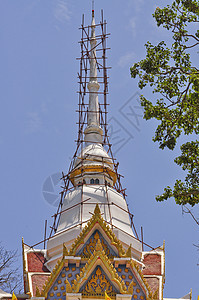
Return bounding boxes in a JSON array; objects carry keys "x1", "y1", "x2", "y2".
[
  {"x1": 39, "y1": 206, "x2": 154, "y2": 300},
  {"x1": 71, "y1": 239, "x2": 128, "y2": 295},
  {"x1": 76, "y1": 229, "x2": 117, "y2": 258},
  {"x1": 80, "y1": 265, "x2": 119, "y2": 297},
  {"x1": 68, "y1": 204, "x2": 130, "y2": 258}
]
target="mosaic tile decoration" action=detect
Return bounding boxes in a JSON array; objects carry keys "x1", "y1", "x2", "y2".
[
  {"x1": 47, "y1": 263, "x2": 85, "y2": 300},
  {"x1": 77, "y1": 229, "x2": 117, "y2": 258},
  {"x1": 116, "y1": 265, "x2": 146, "y2": 300}
]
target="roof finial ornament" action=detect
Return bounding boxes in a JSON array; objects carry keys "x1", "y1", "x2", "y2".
[
  {"x1": 92, "y1": 0, "x2": 94, "y2": 13},
  {"x1": 84, "y1": 6, "x2": 103, "y2": 145}
]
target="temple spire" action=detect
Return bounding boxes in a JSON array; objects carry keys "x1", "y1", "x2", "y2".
[{"x1": 84, "y1": 10, "x2": 103, "y2": 145}]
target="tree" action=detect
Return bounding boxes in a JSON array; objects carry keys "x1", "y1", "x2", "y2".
[
  {"x1": 130, "y1": 0, "x2": 199, "y2": 207},
  {"x1": 0, "y1": 243, "x2": 22, "y2": 293}
]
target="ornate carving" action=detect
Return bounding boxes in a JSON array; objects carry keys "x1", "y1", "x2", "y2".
[
  {"x1": 71, "y1": 239, "x2": 127, "y2": 294},
  {"x1": 69, "y1": 204, "x2": 126, "y2": 258},
  {"x1": 82, "y1": 231, "x2": 112, "y2": 258},
  {"x1": 153, "y1": 289, "x2": 159, "y2": 300},
  {"x1": 125, "y1": 244, "x2": 132, "y2": 258},
  {"x1": 63, "y1": 243, "x2": 69, "y2": 256},
  {"x1": 66, "y1": 278, "x2": 72, "y2": 293},
  {"x1": 40, "y1": 259, "x2": 64, "y2": 298},
  {"x1": 83, "y1": 267, "x2": 113, "y2": 295},
  {"x1": 35, "y1": 286, "x2": 41, "y2": 297},
  {"x1": 127, "y1": 280, "x2": 134, "y2": 294},
  {"x1": 129, "y1": 260, "x2": 152, "y2": 299}
]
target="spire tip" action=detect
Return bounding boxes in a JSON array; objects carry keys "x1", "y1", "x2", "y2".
[{"x1": 92, "y1": 0, "x2": 94, "y2": 17}]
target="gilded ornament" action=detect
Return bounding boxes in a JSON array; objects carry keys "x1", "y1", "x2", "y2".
[
  {"x1": 153, "y1": 289, "x2": 159, "y2": 300},
  {"x1": 125, "y1": 244, "x2": 132, "y2": 258},
  {"x1": 35, "y1": 287, "x2": 41, "y2": 297},
  {"x1": 40, "y1": 258, "x2": 65, "y2": 297},
  {"x1": 129, "y1": 260, "x2": 152, "y2": 299},
  {"x1": 68, "y1": 204, "x2": 126, "y2": 258},
  {"x1": 128, "y1": 280, "x2": 136, "y2": 295},
  {"x1": 63, "y1": 243, "x2": 69, "y2": 257},
  {"x1": 65, "y1": 278, "x2": 72, "y2": 293},
  {"x1": 83, "y1": 267, "x2": 114, "y2": 296},
  {"x1": 71, "y1": 241, "x2": 127, "y2": 295},
  {"x1": 82, "y1": 231, "x2": 112, "y2": 258}
]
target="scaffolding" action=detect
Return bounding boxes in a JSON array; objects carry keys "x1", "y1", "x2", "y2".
[
  {"x1": 29, "y1": 11, "x2": 158, "y2": 253},
  {"x1": 46, "y1": 10, "x2": 137, "y2": 240}
]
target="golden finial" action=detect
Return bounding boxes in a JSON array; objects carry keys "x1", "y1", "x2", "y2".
[
  {"x1": 63, "y1": 243, "x2": 69, "y2": 256},
  {"x1": 35, "y1": 287, "x2": 41, "y2": 297},
  {"x1": 94, "y1": 203, "x2": 101, "y2": 215},
  {"x1": 126, "y1": 244, "x2": 132, "y2": 258}
]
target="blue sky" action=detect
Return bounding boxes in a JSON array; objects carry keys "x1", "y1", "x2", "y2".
[{"x1": 0, "y1": 0, "x2": 198, "y2": 298}]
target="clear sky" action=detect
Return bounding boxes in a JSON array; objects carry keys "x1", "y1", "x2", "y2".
[{"x1": 0, "y1": 0, "x2": 198, "y2": 299}]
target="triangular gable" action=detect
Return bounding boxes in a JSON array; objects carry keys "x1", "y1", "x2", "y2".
[
  {"x1": 39, "y1": 205, "x2": 154, "y2": 299},
  {"x1": 129, "y1": 260, "x2": 152, "y2": 298},
  {"x1": 68, "y1": 204, "x2": 130, "y2": 258},
  {"x1": 71, "y1": 239, "x2": 127, "y2": 295},
  {"x1": 45, "y1": 262, "x2": 87, "y2": 299},
  {"x1": 76, "y1": 229, "x2": 117, "y2": 258},
  {"x1": 115, "y1": 261, "x2": 152, "y2": 300},
  {"x1": 40, "y1": 258, "x2": 65, "y2": 297},
  {"x1": 80, "y1": 265, "x2": 119, "y2": 297}
]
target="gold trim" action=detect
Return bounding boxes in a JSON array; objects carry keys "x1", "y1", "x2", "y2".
[
  {"x1": 22, "y1": 238, "x2": 31, "y2": 298},
  {"x1": 63, "y1": 243, "x2": 69, "y2": 257},
  {"x1": 69, "y1": 165, "x2": 117, "y2": 185},
  {"x1": 125, "y1": 244, "x2": 132, "y2": 258},
  {"x1": 71, "y1": 239, "x2": 127, "y2": 294},
  {"x1": 129, "y1": 260, "x2": 152, "y2": 299},
  {"x1": 153, "y1": 289, "x2": 159, "y2": 300},
  {"x1": 127, "y1": 280, "x2": 134, "y2": 294},
  {"x1": 82, "y1": 266, "x2": 114, "y2": 295},
  {"x1": 40, "y1": 206, "x2": 156, "y2": 299},
  {"x1": 82, "y1": 230, "x2": 113, "y2": 258},
  {"x1": 22, "y1": 238, "x2": 26, "y2": 273},
  {"x1": 36, "y1": 287, "x2": 41, "y2": 297},
  {"x1": 162, "y1": 240, "x2": 165, "y2": 300},
  {"x1": 41, "y1": 259, "x2": 64, "y2": 298},
  {"x1": 69, "y1": 204, "x2": 126, "y2": 258},
  {"x1": 66, "y1": 278, "x2": 72, "y2": 293}
]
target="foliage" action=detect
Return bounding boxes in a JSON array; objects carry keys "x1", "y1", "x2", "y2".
[
  {"x1": 130, "y1": 0, "x2": 199, "y2": 206},
  {"x1": 0, "y1": 243, "x2": 22, "y2": 293}
]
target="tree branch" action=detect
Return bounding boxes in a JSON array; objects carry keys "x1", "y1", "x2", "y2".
[{"x1": 182, "y1": 205, "x2": 199, "y2": 225}]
